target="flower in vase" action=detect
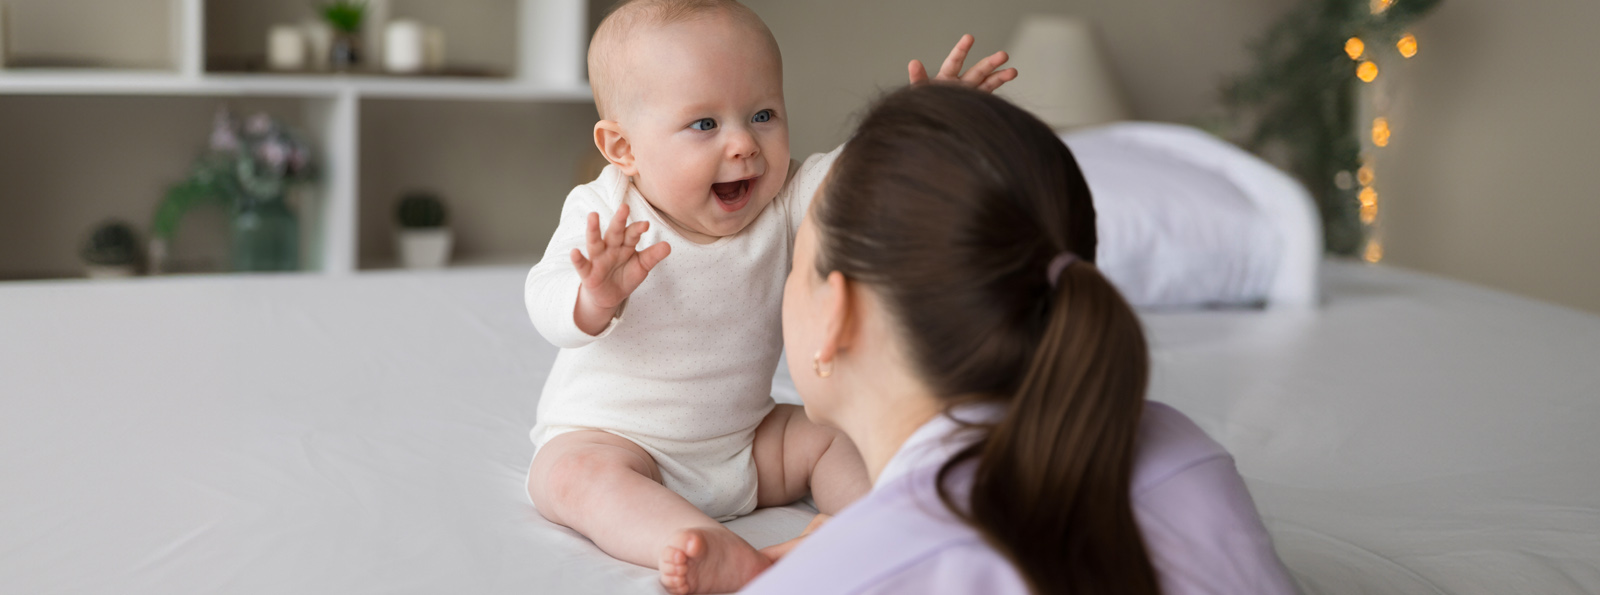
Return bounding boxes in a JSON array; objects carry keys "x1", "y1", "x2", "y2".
[
  {"x1": 246, "y1": 113, "x2": 274, "y2": 136},
  {"x1": 257, "y1": 138, "x2": 290, "y2": 174},
  {"x1": 210, "y1": 110, "x2": 240, "y2": 152}
]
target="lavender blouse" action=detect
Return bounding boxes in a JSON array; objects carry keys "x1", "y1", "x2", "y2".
[{"x1": 740, "y1": 401, "x2": 1297, "y2": 594}]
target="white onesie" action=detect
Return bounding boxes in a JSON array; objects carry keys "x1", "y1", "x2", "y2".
[{"x1": 525, "y1": 149, "x2": 838, "y2": 521}]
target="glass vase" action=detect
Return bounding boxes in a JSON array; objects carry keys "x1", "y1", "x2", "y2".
[
  {"x1": 231, "y1": 194, "x2": 300, "y2": 272},
  {"x1": 330, "y1": 31, "x2": 362, "y2": 72}
]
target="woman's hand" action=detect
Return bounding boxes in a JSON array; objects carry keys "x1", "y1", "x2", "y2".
[
  {"x1": 908, "y1": 34, "x2": 1018, "y2": 93},
  {"x1": 758, "y1": 513, "x2": 833, "y2": 563}
]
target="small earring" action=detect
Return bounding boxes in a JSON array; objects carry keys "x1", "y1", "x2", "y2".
[{"x1": 812, "y1": 350, "x2": 833, "y2": 379}]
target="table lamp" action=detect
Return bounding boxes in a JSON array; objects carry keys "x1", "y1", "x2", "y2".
[{"x1": 997, "y1": 15, "x2": 1130, "y2": 130}]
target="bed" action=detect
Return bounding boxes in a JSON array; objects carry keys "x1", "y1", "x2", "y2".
[{"x1": 3, "y1": 261, "x2": 1597, "y2": 594}]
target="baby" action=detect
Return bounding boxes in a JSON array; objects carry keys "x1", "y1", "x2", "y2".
[{"x1": 523, "y1": 1, "x2": 1015, "y2": 593}]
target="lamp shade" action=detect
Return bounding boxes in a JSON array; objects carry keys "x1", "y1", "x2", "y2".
[{"x1": 997, "y1": 15, "x2": 1130, "y2": 130}]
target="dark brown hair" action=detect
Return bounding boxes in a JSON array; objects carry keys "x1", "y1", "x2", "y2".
[{"x1": 813, "y1": 84, "x2": 1160, "y2": 595}]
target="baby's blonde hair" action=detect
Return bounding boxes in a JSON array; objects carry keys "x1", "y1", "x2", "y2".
[{"x1": 587, "y1": 0, "x2": 780, "y2": 121}]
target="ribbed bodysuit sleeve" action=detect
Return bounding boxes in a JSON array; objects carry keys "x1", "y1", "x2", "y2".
[{"x1": 524, "y1": 181, "x2": 621, "y2": 349}]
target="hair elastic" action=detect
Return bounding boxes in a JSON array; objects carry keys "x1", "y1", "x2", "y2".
[{"x1": 1046, "y1": 252, "x2": 1078, "y2": 288}]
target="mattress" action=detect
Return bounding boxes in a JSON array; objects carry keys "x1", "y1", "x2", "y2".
[{"x1": 2, "y1": 261, "x2": 1597, "y2": 594}]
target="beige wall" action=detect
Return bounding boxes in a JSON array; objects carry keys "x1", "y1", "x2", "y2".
[
  {"x1": 1380, "y1": 0, "x2": 1600, "y2": 314},
  {"x1": 742, "y1": 0, "x2": 1295, "y2": 156}
]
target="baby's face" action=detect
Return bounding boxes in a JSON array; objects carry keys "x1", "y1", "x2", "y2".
[{"x1": 613, "y1": 15, "x2": 789, "y2": 241}]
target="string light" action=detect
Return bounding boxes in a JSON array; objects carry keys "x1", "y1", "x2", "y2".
[
  {"x1": 1357, "y1": 60, "x2": 1379, "y2": 82},
  {"x1": 1360, "y1": 202, "x2": 1379, "y2": 224},
  {"x1": 1364, "y1": 238, "x2": 1384, "y2": 262},
  {"x1": 1397, "y1": 34, "x2": 1418, "y2": 58},
  {"x1": 1345, "y1": 37, "x2": 1366, "y2": 60},
  {"x1": 1343, "y1": 5, "x2": 1420, "y2": 262},
  {"x1": 1372, "y1": 117, "x2": 1391, "y2": 147}
]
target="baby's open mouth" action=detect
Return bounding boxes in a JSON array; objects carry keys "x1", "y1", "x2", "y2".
[{"x1": 711, "y1": 177, "x2": 755, "y2": 212}]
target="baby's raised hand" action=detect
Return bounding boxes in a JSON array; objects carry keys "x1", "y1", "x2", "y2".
[
  {"x1": 571, "y1": 204, "x2": 670, "y2": 334},
  {"x1": 908, "y1": 34, "x2": 1018, "y2": 93}
]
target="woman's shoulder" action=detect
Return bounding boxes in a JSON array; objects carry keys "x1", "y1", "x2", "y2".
[
  {"x1": 1132, "y1": 401, "x2": 1300, "y2": 594},
  {"x1": 1131, "y1": 401, "x2": 1233, "y2": 494}
]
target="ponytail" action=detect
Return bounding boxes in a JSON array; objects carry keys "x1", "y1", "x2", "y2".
[
  {"x1": 937, "y1": 262, "x2": 1159, "y2": 595},
  {"x1": 813, "y1": 84, "x2": 1160, "y2": 594}
]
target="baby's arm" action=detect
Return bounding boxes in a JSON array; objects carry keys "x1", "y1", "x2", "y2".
[{"x1": 525, "y1": 187, "x2": 668, "y2": 346}]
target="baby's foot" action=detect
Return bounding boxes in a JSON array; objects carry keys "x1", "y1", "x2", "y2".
[{"x1": 659, "y1": 526, "x2": 771, "y2": 595}]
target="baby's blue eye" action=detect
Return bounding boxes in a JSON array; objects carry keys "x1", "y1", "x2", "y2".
[
  {"x1": 752, "y1": 110, "x2": 773, "y2": 123},
  {"x1": 690, "y1": 118, "x2": 718, "y2": 131}
]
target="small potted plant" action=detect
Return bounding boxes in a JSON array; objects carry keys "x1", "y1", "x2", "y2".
[
  {"x1": 320, "y1": 0, "x2": 367, "y2": 71},
  {"x1": 396, "y1": 192, "x2": 452, "y2": 269},
  {"x1": 81, "y1": 220, "x2": 141, "y2": 279}
]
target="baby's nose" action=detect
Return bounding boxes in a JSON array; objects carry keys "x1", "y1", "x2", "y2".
[{"x1": 726, "y1": 130, "x2": 760, "y2": 160}]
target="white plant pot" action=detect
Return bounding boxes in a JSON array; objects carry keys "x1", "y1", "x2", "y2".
[
  {"x1": 84, "y1": 264, "x2": 136, "y2": 279},
  {"x1": 397, "y1": 228, "x2": 452, "y2": 269}
]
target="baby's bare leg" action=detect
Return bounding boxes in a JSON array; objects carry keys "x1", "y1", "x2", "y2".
[
  {"x1": 750, "y1": 405, "x2": 869, "y2": 562},
  {"x1": 528, "y1": 431, "x2": 722, "y2": 564},
  {"x1": 752, "y1": 404, "x2": 870, "y2": 514},
  {"x1": 526, "y1": 430, "x2": 768, "y2": 594}
]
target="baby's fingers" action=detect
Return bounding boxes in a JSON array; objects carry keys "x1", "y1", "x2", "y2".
[
  {"x1": 623, "y1": 220, "x2": 650, "y2": 249},
  {"x1": 635, "y1": 241, "x2": 671, "y2": 275},
  {"x1": 937, "y1": 34, "x2": 975, "y2": 80},
  {"x1": 978, "y1": 67, "x2": 1018, "y2": 93},
  {"x1": 585, "y1": 212, "x2": 604, "y2": 256},
  {"x1": 605, "y1": 204, "x2": 632, "y2": 249},
  {"x1": 961, "y1": 50, "x2": 1009, "y2": 87},
  {"x1": 570, "y1": 248, "x2": 592, "y2": 277},
  {"x1": 908, "y1": 59, "x2": 930, "y2": 85}
]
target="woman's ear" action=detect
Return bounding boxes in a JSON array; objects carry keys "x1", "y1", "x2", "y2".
[
  {"x1": 594, "y1": 120, "x2": 638, "y2": 176},
  {"x1": 817, "y1": 271, "x2": 855, "y2": 365}
]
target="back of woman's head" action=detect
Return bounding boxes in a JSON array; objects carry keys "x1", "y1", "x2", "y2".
[{"x1": 813, "y1": 84, "x2": 1160, "y2": 595}]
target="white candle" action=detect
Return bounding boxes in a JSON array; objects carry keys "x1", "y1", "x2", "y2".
[
  {"x1": 267, "y1": 25, "x2": 306, "y2": 71},
  {"x1": 384, "y1": 19, "x2": 424, "y2": 74}
]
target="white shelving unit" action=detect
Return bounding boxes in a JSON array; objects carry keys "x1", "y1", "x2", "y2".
[{"x1": 0, "y1": 0, "x2": 593, "y2": 278}]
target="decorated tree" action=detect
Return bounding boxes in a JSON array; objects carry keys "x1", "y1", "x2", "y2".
[{"x1": 1224, "y1": 0, "x2": 1440, "y2": 257}]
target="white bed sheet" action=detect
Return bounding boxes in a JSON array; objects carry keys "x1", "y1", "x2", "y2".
[
  {"x1": 2, "y1": 262, "x2": 1597, "y2": 594},
  {"x1": 0, "y1": 269, "x2": 814, "y2": 595}
]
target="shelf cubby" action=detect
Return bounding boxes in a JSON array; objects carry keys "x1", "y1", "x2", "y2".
[
  {"x1": 0, "y1": 0, "x2": 595, "y2": 281},
  {"x1": 356, "y1": 98, "x2": 597, "y2": 271},
  {"x1": 0, "y1": 94, "x2": 340, "y2": 279},
  {"x1": 0, "y1": 0, "x2": 181, "y2": 72}
]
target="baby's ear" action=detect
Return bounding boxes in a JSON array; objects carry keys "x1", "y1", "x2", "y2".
[{"x1": 594, "y1": 121, "x2": 638, "y2": 176}]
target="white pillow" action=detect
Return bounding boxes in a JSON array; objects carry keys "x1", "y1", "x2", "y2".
[{"x1": 1061, "y1": 123, "x2": 1321, "y2": 309}]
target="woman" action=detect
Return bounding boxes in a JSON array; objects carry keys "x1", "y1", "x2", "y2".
[{"x1": 741, "y1": 85, "x2": 1296, "y2": 594}]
